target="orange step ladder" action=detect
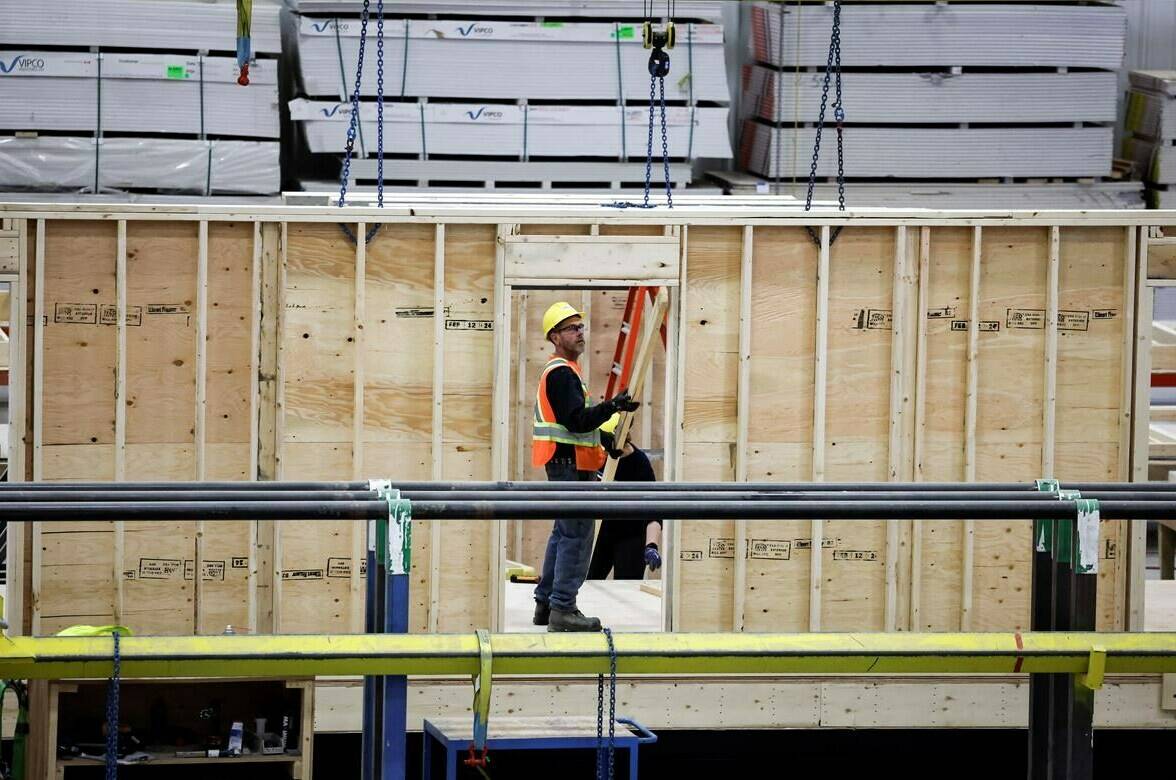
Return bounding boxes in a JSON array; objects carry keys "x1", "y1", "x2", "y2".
[{"x1": 604, "y1": 286, "x2": 668, "y2": 398}]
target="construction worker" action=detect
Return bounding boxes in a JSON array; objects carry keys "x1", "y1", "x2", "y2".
[
  {"x1": 532, "y1": 301, "x2": 640, "y2": 632},
  {"x1": 587, "y1": 414, "x2": 663, "y2": 580}
]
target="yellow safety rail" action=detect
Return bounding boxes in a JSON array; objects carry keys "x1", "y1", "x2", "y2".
[{"x1": 0, "y1": 632, "x2": 1173, "y2": 681}]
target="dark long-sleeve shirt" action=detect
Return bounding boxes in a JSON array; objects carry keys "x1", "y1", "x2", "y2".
[{"x1": 546, "y1": 365, "x2": 614, "y2": 459}]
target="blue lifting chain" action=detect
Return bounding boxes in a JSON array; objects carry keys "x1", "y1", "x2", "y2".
[
  {"x1": 803, "y1": 0, "x2": 846, "y2": 246},
  {"x1": 104, "y1": 631, "x2": 121, "y2": 779},
  {"x1": 338, "y1": 0, "x2": 385, "y2": 245},
  {"x1": 595, "y1": 627, "x2": 617, "y2": 780},
  {"x1": 604, "y1": 11, "x2": 675, "y2": 210}
]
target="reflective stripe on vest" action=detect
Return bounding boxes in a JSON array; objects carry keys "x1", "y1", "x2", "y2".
[
  {"x1": 531, "y1": 357, "x2": 605, "y2": 471},
  {"x1": 532, "y1": 358, "x2": 601, "y2": 449}
]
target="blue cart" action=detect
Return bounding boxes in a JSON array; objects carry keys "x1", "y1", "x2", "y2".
[{"x1": 421, "y1": 715, "x2": 657, "y2": 779}]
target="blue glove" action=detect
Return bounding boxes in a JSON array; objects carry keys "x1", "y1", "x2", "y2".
[{"x1": 644, "y1": 543, "x2": 662, "y2": 571}]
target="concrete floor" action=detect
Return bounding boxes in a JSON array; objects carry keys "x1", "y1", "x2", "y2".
[
  {"x1": 1145, "y1": 579, "x2": 1176, "y2": 630},
  {"x1": 504, "y1": 580, "x2": 662, "y2": 632}
]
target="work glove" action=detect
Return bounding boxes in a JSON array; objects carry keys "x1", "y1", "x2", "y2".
[
  {"x1": 601, "y1": 432, "x2": 624, "y2": 459},
  {"x1": 607, "y1": 389, "x2": 640, "y2": 413},
  {"x1": 644, "y1": 543, "x2": 662, "y2": 571}
]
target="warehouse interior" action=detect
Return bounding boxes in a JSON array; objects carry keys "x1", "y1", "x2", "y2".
[{"x1": 3, "y1": 1, "x2": 1176, "y2": 778}]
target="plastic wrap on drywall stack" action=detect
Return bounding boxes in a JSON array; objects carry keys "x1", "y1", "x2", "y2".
[{"x1": 0, "y1": 136, "x2": 280, "y2": 194}]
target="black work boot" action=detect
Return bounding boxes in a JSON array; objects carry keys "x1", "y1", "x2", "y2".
[
  {"x1": 547, "y1": 608, "x2": 602, "y2": 632},
  {"x1": 533, "y1": 601, "x2": 550, "y2": 626}
]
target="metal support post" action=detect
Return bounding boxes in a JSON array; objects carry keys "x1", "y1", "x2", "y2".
[
  {"x1": 362, "y1": 516, "x2": 379, "y2": 780},
  {"x1": 1028, "y1": 482, "x2": 1099, "y2": 780},
  {"x1": 361, "y1": 481, "x2": 411, "y2": 780},
  {"x1": 383, "y1": 493, "x2": 411, "y2": 778}
]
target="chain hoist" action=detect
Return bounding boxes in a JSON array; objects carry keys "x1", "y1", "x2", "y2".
[
  {"x1": 338, "y1": 0, "x2": 385, "y2": 245},
  {"x1": 605, "y1": 1, "x2": 676, "y2": 209},
  {"x1": 803, "y1": 0, "x2": 845, "y2": 246}
]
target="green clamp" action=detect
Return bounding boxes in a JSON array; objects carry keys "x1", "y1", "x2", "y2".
[
  {"x1": 365, "y1": 480, "x2": 412, "y2": 575},
  {"x1": 1034, "y1": 480, "x2": 1099, "y2": 574},
  {"x1": 1074, "y1": 498, "x2": 1100, "y2": 575},
  {"x1": 1035, "y1": 480, "x2": 1061, "y2": 554}
]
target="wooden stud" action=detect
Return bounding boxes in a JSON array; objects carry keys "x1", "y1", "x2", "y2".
[
  {"x1": 9, "y1": 221, "x2": 26, "y2": 480},
  {"x1": 429, "y1": 223, "x2": 445, "y2": 633},
  {"x1": 1042, "y1": 226, "x2": 1060, "y2": 479},
  {"x1": 249, "y1": 222, "x2": 262, "y2": 481},
  {"x1": 258, "y1": 221, "x2": 282, "y2": 482},
  {"x1": 579, "y1": 288, "x2": 592, "y2": 387},
  {"x1": 733, "y1": 225, "x2": 753, "y2": 632},
  {"x1": 1130, "y1": 228, "x2": 1153, "y2": 629},
  {"x1": 254, "y1": 221, "x2": 281, "y2": 633},
  {"x1": 489, "y1": 224, "x2": 513, "y2": 631},
  {"x1": 246, "y1": 223, "x2": 263, "y2": 632},
  {"x1": 113, "y1": 220, "x2": 128, "y2": 625},
  {"x1": 10, "y1": 200, "x2": 1176, "y2": 227},
  {"x1": 810, "y1": 225, "x2": 830, "y2": 632},
  {"x1": 32, "y1": 219, "x2": 43, "y2": 482},
  {"x1": 353, "y1": 223, "x2": 367, "y2": 480},
  {"x1": 114, "y1": 220, "x2": 128, "y2": 482},
  {"x1": 961, "y1": 226, "x2": 982, "y2": 631},
  {"x1": 1113, "y1": 225, "x2": 1136, "y2": 630},
  {"x1": 350, "y1": 223, "x2": 366, "y2": 633},
  {"x1": 669, "y1": 226, "x2": 688, "y2": 632},
  {"x1": 272, "y1": 222, "x2": 288, "y2": 632},
  {"x1": 29, "y1": 219, "x2": 43, "y2": 636},
  {"x1": 913, "y1": 228, "x2": 930, "y2": 481},
  {"x1": 195, "y1": 220, "x2": 209, "y2": 479},
  {"x1": 512, "y1": 288, "x2": 529, "y2": 561},
  {"x1": 885, "y1": 226, "x2": 910, "y2": 631},
  {"x1": 909, "y1": 227, "x2": 931, "y2": 631},
  {"x1": 888, "y1": 226, "x2": 911, "y2": 482},
  {"x1": 194, "y1": 221, "x2": 208, "y2": 632},
  {"x1": 5, "y1": 220, "x2": 27, "y2": 634},
  {"x1": 1119, "y1": 223, "x2": 1137, "y2": 483}
]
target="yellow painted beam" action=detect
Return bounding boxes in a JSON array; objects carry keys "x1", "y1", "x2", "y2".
[{"x1": 1, "y1": 633, "x2": 1175, "y2": 680}]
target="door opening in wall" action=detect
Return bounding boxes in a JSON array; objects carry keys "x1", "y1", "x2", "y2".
[{"x1": 503, "y1": 285, "x2": 670, "y2": 633}]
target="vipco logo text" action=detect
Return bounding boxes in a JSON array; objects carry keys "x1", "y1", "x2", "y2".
[{"x1": 0, "y1": 54, "x2": 46, "y2": 74}]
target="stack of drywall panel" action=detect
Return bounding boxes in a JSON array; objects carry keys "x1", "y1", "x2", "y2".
[
  {"x1": 289, "y1": 99, "x2": 731, "y2": 158},
  {"x1": 286, "y1": 5, "x2": 732, "y2": 190},
  {"x1": 0, "y1": 0, "x2": 282, "y2": 52},
  {"x1": 742, "y1": 2, "x2": 1126, "y2": 203},
  {"x1": 0, "y1": 137, "x2": 279, "y2": 194},
  {"x1": 292, "y1": 19, "x2": 727, "y2": 101},
  {"x1": 1123, "y1": 71, "x2": 1176, "y2": 208},
  {"x1": 0, "y1": 53, "x2": 279, "y2": 138},
  {"x1": 740, "y1": 126, "x2": 1114, "y2": 179},
  {"x1": 0, "y1": 0, "x2": 282, "y2": 194}
]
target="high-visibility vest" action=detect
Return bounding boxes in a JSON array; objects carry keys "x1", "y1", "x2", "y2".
[{"x1": 532, "y1": 357, "x2": 606, "y2": 471}]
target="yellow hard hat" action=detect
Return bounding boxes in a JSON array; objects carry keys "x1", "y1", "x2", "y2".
[
  {"x1": 542, "y1": 301, "x2": 585, "y2": 337},
  {"x1": 599, "y1": 412, "x2": 621, "y2": 435}
]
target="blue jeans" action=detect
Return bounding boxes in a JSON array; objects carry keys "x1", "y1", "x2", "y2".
[{"x1": 533, "y1": 460, "x2": 595, "y2": 612}]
